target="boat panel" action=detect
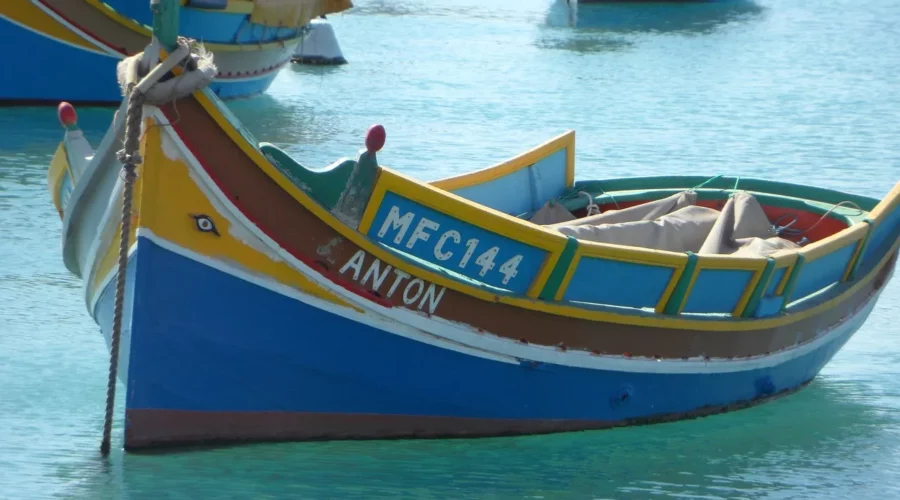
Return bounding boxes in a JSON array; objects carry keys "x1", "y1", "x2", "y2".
[
  {"x1": 365, "y1": 191, "x2": 551, "y2": 295},
  {"x1": 432, "y1": 131, "x2": 575, "y2": 215},
  {"x1": 790, "y1": 243, "x2": 859, "y2": 302},
  {"x1": 561, "y1": 256, "x2": 677, "y2": 309},
  {"x1": 683, "y1": 269, "x2": 755, "y2": 315}
]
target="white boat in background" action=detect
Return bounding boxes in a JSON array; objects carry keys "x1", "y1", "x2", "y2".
[{"x1": 292, "y1": 17, "x2": 348, "y2": 65}]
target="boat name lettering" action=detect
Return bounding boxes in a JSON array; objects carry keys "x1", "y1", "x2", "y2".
[
  {"x1": 339, "y1": 249, "x2": 446, "y2": 314},
  {"x1": 375, "y1": 205, "x2": 523, "y2": 285}
]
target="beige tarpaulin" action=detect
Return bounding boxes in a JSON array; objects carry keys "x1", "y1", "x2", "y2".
[
  {"x1": 547, "y1": 191, "x2": 698, "y2": 229},
  {"x1": 555, "y1": 205, "x2": 722, "y2": 253},
  {"x1": 548, "y1": 190, "x2": 800, "y2": 257},
  {"x1": 697, "y1": 191, "x2": 799, "y2": 257},
  {"x1": 251, "y1": 0, "x2": 353, "y2": 28}
]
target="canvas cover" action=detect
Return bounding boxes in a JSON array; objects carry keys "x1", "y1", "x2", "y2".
[
  {"x1": 547, "y1": 191, "x2": 698, "y2": 229},
  {"x1": 250, "y1": 0, "x2": 353, "y2": 28},
  {"x1": 528, "y1": 201, "x2": 576, "y2": 225},
  {"x1": 549, "y1": 190, "x2": 800, "y2": 257}
]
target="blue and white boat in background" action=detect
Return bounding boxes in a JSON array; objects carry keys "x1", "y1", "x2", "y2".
[{"x1": 0, "y1": 0, "x2": 352, "y2": 104}]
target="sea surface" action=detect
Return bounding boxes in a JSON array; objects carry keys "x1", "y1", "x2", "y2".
[{"x1": 1, "y1": 0, "x2": 899, "y2": 498}]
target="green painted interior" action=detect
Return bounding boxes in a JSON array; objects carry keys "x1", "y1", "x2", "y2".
[
  {"x1": 260, "y1": 143, "x2": 360, "y2": 211},
  {"x1": 662, "y1": 252, "x2": 698, "y2": 315},
  {"x1": 537, "y1": 236, "x2": 579, "y2": 301},
  {"x1": 741, "y1": 257, "x2": 776, "y2": 318}
]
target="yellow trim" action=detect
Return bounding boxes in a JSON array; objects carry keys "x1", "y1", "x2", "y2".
[
  {"x1": 842, "y1": 231, "x2": 869, "y2": 282},
  {"x1": 368, "y1": 169, "x2": 570, "y2": 253},
  {"x1": 189, "y1": 88, "x2": 900, "y2": 331},
  {"x1": 47, "y1": 143, "x2": 70, "y2": 218},
  {"x1": 798, "y1": 222, "x2": 868, "y2": 261},
  {"x1": 136, "y1": 119, "x2": 354, "y2": 310},
  {"x1": 867, "y1": 181, "x2": 900, "y2": 226},
  {"x1": 553, "y1": 254, "x2": 581, "y2": 302},
  {"x1": 3, "y1": 3, "x2": 107, "y2": 53},
  {"x1": 676, "y1": 255, "x2": 768, "y2": 316},
  {"x1": 430, "y1": 131, "x2": 576, "y2": 192},
  {"x1": 84, "y1": 0, "x2": 151, "y2": 34},
  {"x1": 552, "y1": 242, "x2": 689, "y2": 313},
  {"x1": 770, "y1": 250, "x2": 798, "y2": 269},
  {"x1": 358, "y1": 168, "x2": 569, "y2": 298}
]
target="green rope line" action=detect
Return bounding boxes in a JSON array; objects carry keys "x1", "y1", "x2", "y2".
[{"x1": 689, "y1": 174, "x2": 724, "y2": 191}]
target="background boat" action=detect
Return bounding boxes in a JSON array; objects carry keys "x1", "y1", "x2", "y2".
[{"x1": 0, "y1": 0, "x2": 351, "y2": 104}]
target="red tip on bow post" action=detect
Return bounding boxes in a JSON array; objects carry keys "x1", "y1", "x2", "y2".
[
  {"x1": 365, "y1": 124, "x2": 386, "y2": 154},
  {"x1": 57, "y1": 102, "x2": 78, "y2": 129}
]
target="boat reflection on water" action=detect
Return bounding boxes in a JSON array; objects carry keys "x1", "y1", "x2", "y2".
[{"x1": 546, "y1": 0, "x2": 764, "y2": 34}]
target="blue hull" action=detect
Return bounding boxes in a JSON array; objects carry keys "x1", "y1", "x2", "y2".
[
  {"x1": 0, "y1": 16, "x2": 286, "y2": 104},
  {"x1": 94, "y1": 234, "x2": 877, "y2": 448},
  {"x1": 0, "y1": 17, "x2": 122, "y2": 104}
]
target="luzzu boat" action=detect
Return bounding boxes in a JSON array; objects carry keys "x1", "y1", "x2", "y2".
[
  {"x1": 47, "y1": 2, "x2": 900, "y2": 451},
  {"x1": 0, "y1": 0, "x2": 351, "y2": 104}
]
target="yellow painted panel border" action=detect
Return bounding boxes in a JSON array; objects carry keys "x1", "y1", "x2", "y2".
[
  {"x1": 47, "y1": 143, "x2": 70, "y2": 218},
  {"x1": 768, "y1": 251, "x2": 800, "y2": 297},
  {"x1": 866, "y1": 180, "x2": 900, "y2": 226},
  {"x1": 4, "y1": 2, "x2": 107, "y2": 53},
  {"x1": 134, "y1": 120, "x2": 355, "y2": 310},
  {"x1": 358, "y1": 167, "x2": 568, "y2": 298},
  {"x1": 430, "y1": 131, "x2": 576, "y2": 192},
  {"x1": 552, "y1": 242, "x2": 688, "y2": 308},
  {"x1": 188, "y1": 88, "x2": 899, "y2": 331},
  {"x1": 799, "y1": 222, "x2": 868, "y2": 261},
  {"x1": 677, "y1": 255, "x2": 768, "y2": 316}
]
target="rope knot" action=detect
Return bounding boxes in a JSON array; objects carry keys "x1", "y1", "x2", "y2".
[{"x1": 116, "y1": 149, "x2": 143, "y2": 166}]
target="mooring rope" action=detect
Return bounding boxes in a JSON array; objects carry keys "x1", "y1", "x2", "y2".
[
  {"x1": 100, "y1": 83, "x2": 146, "y2": 456},
  {"x1": 99, "y1": 37, "x2": 215, "y2": 456}
]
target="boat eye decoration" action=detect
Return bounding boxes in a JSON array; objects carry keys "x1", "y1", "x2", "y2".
[{"x1": 190, "y1": 214, "x2": 220, "y2": 236}]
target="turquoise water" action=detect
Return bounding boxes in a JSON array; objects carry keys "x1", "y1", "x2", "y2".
[{"x1": 1, "y1": 0, "x2": 899, "y2": 497}]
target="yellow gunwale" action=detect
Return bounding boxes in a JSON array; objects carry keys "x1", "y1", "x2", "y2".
[
  {"x1": 430, "y1": 131, "x2": 576, "y2": 192},
  {"x1": 189, "y1": 88, "x2": 898, "y2": 331},
  {"x1": 3, "y1": 2, "x2": 109, "y2": 53},
  {"x1": 866, "y1": 181, "x2": 900, "y2": 226},
  {"x1": 358, "y1": 168, "x2": 568, "y2": 298},
  {"x1": 47, "y1": 144, "x2": 71, "y2": 218}
]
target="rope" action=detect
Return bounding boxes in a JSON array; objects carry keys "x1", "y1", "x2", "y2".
[
  {"x1": 689, "y1": 174, "x2": 724, "y2": 191},
  {"x1": 99, "y1": 36, "x2": 211, "y2": 457},
  {"x1": 100, "y1": 82, "x2": 146, "y2": 457},
  {"x1": 773, "y1": 200, "x2": 865, "y2": 240}
]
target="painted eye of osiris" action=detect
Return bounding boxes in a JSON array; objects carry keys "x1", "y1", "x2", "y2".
[{"x1": 189, "y1": 214, "x2": 220, "y2": 236}]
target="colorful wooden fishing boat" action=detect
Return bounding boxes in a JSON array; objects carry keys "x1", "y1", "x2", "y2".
[
  {"x1": 0, "y1": 0, "x2": 351, "y2": 104},
  {"x1": 47, "y1": 2, "x2": 899, "y2": 451}
]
